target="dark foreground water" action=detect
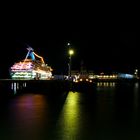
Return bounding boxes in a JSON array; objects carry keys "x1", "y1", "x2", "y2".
[{"x1": 0, "y1": 82, "x2": 140, "y2": 140}]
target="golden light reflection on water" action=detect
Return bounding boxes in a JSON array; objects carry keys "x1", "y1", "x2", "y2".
[
  {"x1": 56, "y1": 91, "x2": 82, "y2": 139},
  {"x1": 97, "y1": 82, "x2": 115, "y2": 87}
]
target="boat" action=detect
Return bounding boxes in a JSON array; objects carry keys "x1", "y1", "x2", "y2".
[{"x1": 10, "y1": 47, "x2": 53, "y2": 80}]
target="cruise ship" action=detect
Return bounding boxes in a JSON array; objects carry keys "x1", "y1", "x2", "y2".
[{"x1": 10, "y1": 47, "x2": 53, "y2": 80}]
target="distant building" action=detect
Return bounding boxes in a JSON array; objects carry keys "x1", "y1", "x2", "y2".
[{"x1": 118, "y1": 73, "x2": 134, "y2": 79}]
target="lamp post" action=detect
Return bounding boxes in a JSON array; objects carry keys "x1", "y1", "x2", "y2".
[{"x1": 67, "y1": 43, "x2": 74, "y2": 80}]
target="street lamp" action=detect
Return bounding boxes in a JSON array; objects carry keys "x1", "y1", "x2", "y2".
[{"x1": 67, "y1": 43, "x2": 74, "y2": 80}]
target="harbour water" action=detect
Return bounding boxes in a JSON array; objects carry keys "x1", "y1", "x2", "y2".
[{"x1": 0, "y1": 81, "x2": 140, "y2": 140}]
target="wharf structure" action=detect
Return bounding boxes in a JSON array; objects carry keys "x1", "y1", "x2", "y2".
[{"x1": 71, "y1": 70, "x2": 138, "y2": 82}]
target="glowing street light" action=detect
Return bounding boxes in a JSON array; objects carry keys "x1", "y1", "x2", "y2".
[
  {"x1": 134, "y1": 69, "x2": 138, "y2": 79},
  {"x1": 67, "y1": 43, "x2": 74, "y2": 80},
  {"x1": 69, "y1": 49, "x2": 74, "y2": 56}
]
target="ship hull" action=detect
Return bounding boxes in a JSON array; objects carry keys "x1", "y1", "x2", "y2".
[{"x1": 10, "y1": 69, "x2": 52, "y2": 80}]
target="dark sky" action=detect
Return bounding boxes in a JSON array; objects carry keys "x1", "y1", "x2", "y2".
[{"x1": 0, "y1": 5, "x2": 138, "y2": 78}]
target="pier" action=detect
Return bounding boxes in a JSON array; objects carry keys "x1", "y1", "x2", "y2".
[
  {"x1": 0, "y1": 79, "x2": 98, "y2": 97},
  {"x1": 0, "y1": 79, "x2": 72, "y2": 96},
  {"x1": 1, "y1": 78, "x2": 138, "y2": 98}
]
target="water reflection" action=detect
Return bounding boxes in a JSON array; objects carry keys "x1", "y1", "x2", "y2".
[
  {"x1": 97, "y1": 82, "x2": 115, "y2": 87},
  {"x1": 55, "y1": 91, "x2": 82, "y2": 139},
  {"x1": 6, "y1": 94, "x2": 49, "y2": 140},
  {"x1": 1, "y1": 82, "x2": 140, "y2": 139},
  {"x1": 11, "y1": 82, "x2": 27, "y2": 94},
  {"x1": 133, "y1": 82, "x2": 140, "y2": 129},
  {"x1": 113, "y1": 82, "x2": 138, "y2": 135},
  {"x1": 134, "y1": 82, "x2": 139, "y2": 111}
]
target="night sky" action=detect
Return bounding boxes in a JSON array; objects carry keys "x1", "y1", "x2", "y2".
[{"x1": 0, "y1": 5, "x2": 137, "y2": 78}]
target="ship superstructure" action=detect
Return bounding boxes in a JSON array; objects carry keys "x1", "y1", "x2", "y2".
[{"x1": 10, "y1": 47, "x2": 53, "y2": 80}]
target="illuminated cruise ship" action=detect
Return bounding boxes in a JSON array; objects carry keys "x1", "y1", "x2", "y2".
[{"x1": 10, "y1": 47, "x2": 53, "y2": 80}]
